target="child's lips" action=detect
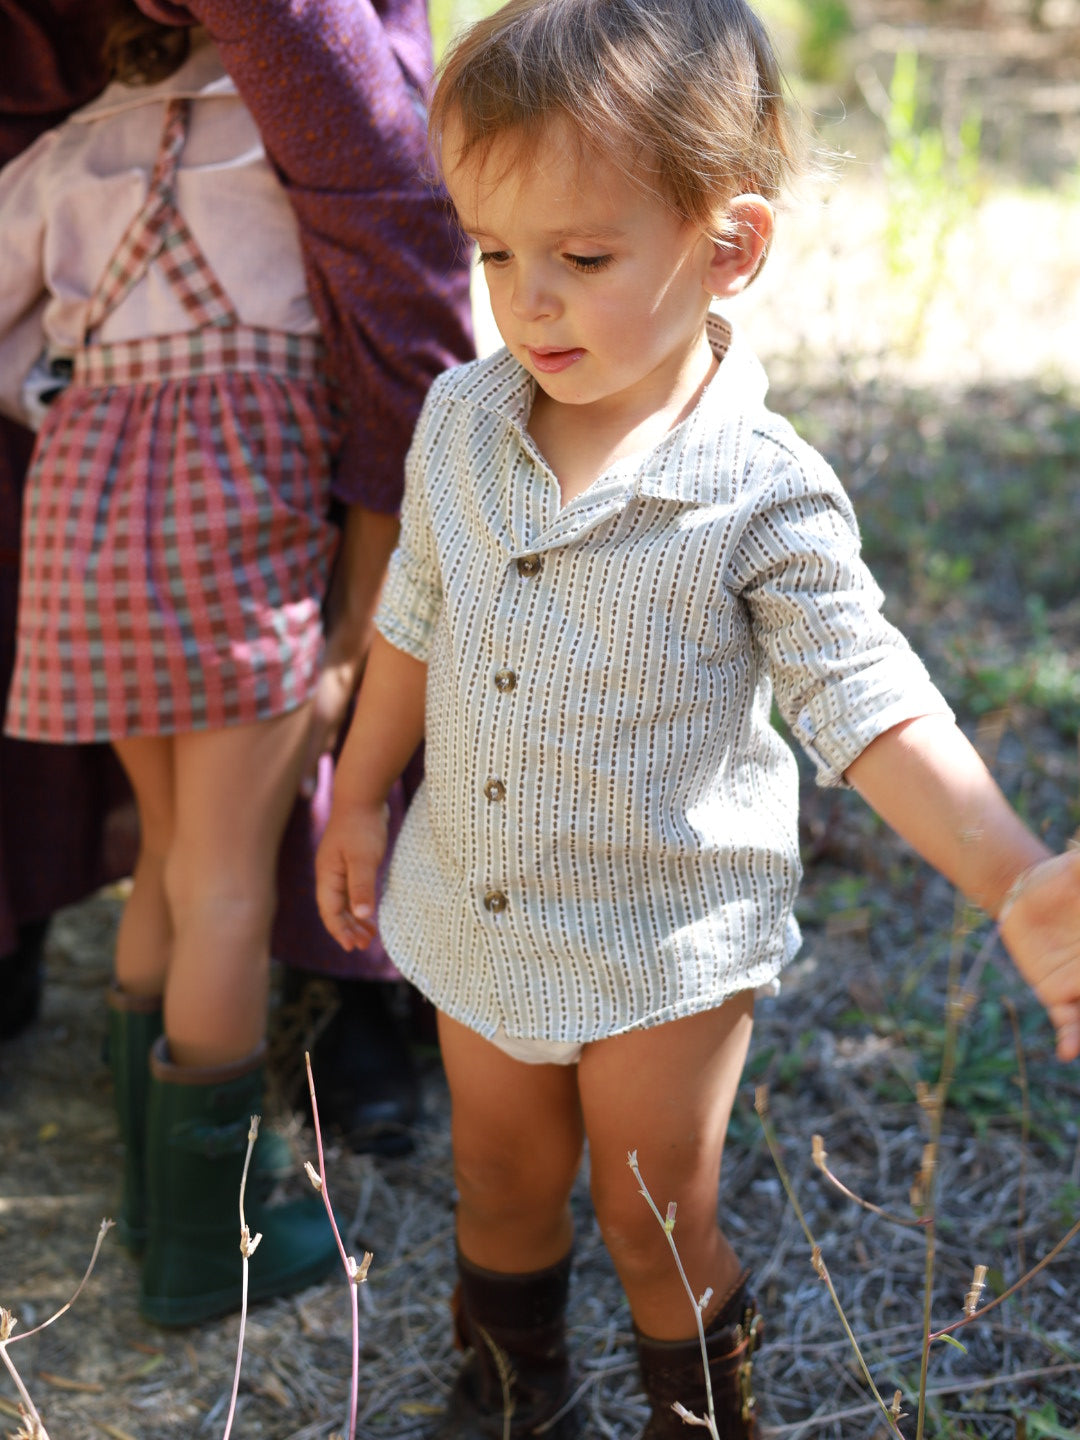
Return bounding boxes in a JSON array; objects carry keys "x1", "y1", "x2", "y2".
[{"x1": 527, "y1": 346, "x2": 585, "y2": 374}]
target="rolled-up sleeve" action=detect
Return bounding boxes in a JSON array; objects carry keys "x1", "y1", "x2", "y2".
[
  {"x1": 374, "y1": 401, "x2": 442, "y2": 660},
  {"x1": 733, "y1": 443, "x2": 952, "y2": 787}
]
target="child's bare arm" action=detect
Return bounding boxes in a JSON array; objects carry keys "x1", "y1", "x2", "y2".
[
  {"x1": 845, "y1": 712, "x2": 1080, "y2": 1061},
  {"x1": 845, "y1": 714, "x2": 1049, "y2": 914},
  {"x1": 315, "y1": 632, "x2": 426, "y2": 950}
]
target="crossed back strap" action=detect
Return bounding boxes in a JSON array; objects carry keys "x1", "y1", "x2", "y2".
[{"x1": 84, "y1": 97, "x2": 239, "y2": 339}]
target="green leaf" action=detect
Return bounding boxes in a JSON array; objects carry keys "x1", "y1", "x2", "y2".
[
  {"x1": 936, "y1": 1333, "x2": 967, "y2": 1353},
  {"x1": 1023, "y1": 1410, "x2": 1076, "y2": 1439}
]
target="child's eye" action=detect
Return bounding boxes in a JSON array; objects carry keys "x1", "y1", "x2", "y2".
[
  {"x1": 477, "y1": 249, "x2": 512, "y2": 267},
  {"x1": 565, "y1": 253, "x2": 613, "y2": 273}
]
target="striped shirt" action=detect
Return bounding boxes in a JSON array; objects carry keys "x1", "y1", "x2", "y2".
[{"x1": 374, "y1": 314, "x2": 951, "y2": 1043}]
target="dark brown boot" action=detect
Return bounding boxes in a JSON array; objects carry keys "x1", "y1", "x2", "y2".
[
  {"x1": 432, "y1": 1249, "x2": 581, "y2": 1440},
  {"x1": 635, "y1": 1275, "x2": 763, "y2": 1439}
]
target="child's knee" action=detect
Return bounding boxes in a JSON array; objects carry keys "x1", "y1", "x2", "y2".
[
  {"x1": 591, "y1": 1167, "x2": 717, "y2": 1286},
  {"x1": 591, "y1": 1180, "x2": 663, "y2": 1276},
  {"x1": 453, "y1": 1135, "x2": 578, "y2": 1223},
  {"x1": 162, "y1": 855, "x2": 275, "y2": 942}
]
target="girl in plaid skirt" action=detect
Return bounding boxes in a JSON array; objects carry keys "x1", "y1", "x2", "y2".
[{"x1": 0, "y1": 2, "x2": 346, "y2": 1324}]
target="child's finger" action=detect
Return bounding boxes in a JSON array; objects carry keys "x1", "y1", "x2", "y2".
[
  {"x1": 315, "y1": 844, "x2": 361, "y2": 949},
  {"x1": 347, "y1": 872, "x2": 377, "y2": 936},
  {"x1": 1048, "y1": 1002, "x2": 1080, "y2": 1064}
]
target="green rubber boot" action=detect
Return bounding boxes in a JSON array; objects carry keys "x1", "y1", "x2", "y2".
[
  {"x1": 140, "y1": 1036, "x2": 338, "y2": 1327},
  {"x1": 106, "y1": 985, "x2": 163, "y2": 1254},
  {"x1": 107, "y1": 985, "x2": 294, "y2": 1256}
]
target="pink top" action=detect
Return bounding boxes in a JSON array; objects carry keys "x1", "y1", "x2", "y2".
[
  {"x1": 135, "y1": 0, "x2": 475, "y2": 512},
  {"x1": 0, "y1": 34, "x2": 317, "y2": 426}
]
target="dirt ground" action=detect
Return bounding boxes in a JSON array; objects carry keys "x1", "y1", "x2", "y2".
[
  {"x1": 3, "y1": 776, "x2": 1079, "y2": 1440},
  {"x1": 3, "y1": 2, "x2": 1080, "y2": 1437}
]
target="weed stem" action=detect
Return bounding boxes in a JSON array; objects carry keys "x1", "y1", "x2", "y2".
[
  {"x1": 754, "y1": 1090, "x2": 905, "y2": 1437},
  {"x1": 306, "y1": 1051, "x2": 370, "y2": 1440}
]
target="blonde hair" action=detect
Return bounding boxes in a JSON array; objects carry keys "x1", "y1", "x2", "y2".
[
  {"x1": 103, "y1": 0, "x2": 191, "y2": 86},
  {"x1": 429, "y1": 0, "x2": 801, "y2": 236}
]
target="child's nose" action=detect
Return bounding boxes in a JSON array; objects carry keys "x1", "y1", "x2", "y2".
[{"x1": 509, "y1": 268, "x2": 558, "y2": 322}]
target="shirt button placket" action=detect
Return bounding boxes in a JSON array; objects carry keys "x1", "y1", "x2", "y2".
[
  {"x1": 485, "y1": 560, "x2": 520, "y2": 913},
  {"x1": 483, "y1": 548, "x2": 543, "y2": 919},
  {"x1": 485, "y1": 664, "x2": 514, "y2": 915},
  {"x1": 483, "y1": 548, "x2": 544, "y2": 920}
]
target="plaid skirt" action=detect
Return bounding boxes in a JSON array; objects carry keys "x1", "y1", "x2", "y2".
[{"x1": 5, "y1": 328, "x2": 341, "y2": 742}]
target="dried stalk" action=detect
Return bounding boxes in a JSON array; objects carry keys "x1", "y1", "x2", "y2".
[
  {"x1": 0, "y1": 1217, "x2": 114, "y2": 1440},
  {"x1": 628, "y1": 1150, "x2": 720, "y2": 1440},
  {"x1": 304, "y1": 1050, "x2": 373, "y2": 1440},
  {"x1": 221, "y1": 1116, "x2": 262, "y2": 1440}
]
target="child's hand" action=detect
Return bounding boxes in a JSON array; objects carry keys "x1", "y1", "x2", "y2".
[
  {"x1": 315, "y1": 800, "x2": 389, "y2": 951},
  {"x1": 998, "y1": 848, "x2": 1080, "y2": 1062}
]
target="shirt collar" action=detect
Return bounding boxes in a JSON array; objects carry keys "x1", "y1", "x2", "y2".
[
  {"x1": 71, "y1": 30, "x2": 235, "y2": 123},
  {"x1": 635, "y1": 312, "x2": 771, "y2": 506},
  {"x1": 473, "y1": 311, "x2": 770, "y2": 507}
]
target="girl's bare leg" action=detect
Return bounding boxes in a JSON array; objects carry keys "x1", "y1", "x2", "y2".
[
  {"x1": 163, "y1": 705, "x2": 313, "y2": 1067},
  {"x1": 437, "y1": 1012, "x2": 584, "y2": 1270},
  {"x1": 578, "y1": 995, "x2": 754, "y2": 1339},
  {"x1": 111, "y1": 735, "x2": 176, "y2": 999}
]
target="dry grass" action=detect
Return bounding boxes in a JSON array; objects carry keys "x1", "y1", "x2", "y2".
[{"x1": 1, "y1": 777, "x2": 1078, "y2": 1440}]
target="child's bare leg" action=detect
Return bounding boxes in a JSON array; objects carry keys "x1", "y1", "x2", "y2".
[
  {"x1": 112, "y1": 735, "x2": 176, "y2": 998},
  {"x1": 164, "y1": 706, "x2": 312, "y2": 1067},
  {"x1": 579, "y1": 994, "x2": 754, "y2": 1340},
  {"x1": 437, "y1": 1012, "x2": 584, "y2": 1270}
]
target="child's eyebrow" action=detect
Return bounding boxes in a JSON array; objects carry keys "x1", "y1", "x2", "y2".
[
  {"x1": 463, "y1": 222, "x2": 626, "y2": 243},
  {"x1": 551, "y1": 225, "x2": 624, "y2": 242}
]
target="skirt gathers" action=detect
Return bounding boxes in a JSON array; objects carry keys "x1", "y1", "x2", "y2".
[{"x1": 5, "y1": 328, "x2": 341, "y2": 743}]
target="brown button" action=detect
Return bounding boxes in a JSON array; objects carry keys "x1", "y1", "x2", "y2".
[
  {"x1": 516, "y1": 554, "x2": 542, "y2": 577},
  {"x1": 494, "y1": 668, "x2": 517, "y2": 693},
  {"x1": 483, "y1": 778, "x2": 506, "y2": 802},
  {"x1": 484, "y1": 889, "x2": 508, "y2": 914}
]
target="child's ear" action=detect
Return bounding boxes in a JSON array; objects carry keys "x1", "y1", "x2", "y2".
[{"x1": 703, "y1": 196, "x2": 774, "y2": 298}]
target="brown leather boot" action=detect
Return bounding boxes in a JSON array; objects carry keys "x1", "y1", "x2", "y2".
[
  {"x1": 635, "y1": 1275, "x2": 763, "y2": 1439},
  {"x1": 432, "y1": 1249, "x2": 581, "y2": 1440}
]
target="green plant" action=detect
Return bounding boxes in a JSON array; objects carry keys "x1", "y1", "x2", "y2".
[
  {"x1": 883, "y1": 50, "x2": 983, "y2": 353},
  {"x1": 847, "y1": 948, "x2": 1079, "y2": 1147},
  {"x1": 843, "y1": 382, "x2": 1080, "y2": 743},
  {"x1": 756, "y1": 0, "x2": 853, "y2": 85},
  {"x1": 1020, "y1": 1400, "x2": 1079, "y2": 1437},
  {"x1": 427, "y1": 0, "x2": 502, "y2": 60},
  {"x1": 949, "y1": 646, "x2": 1080, "y2": 738}
]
